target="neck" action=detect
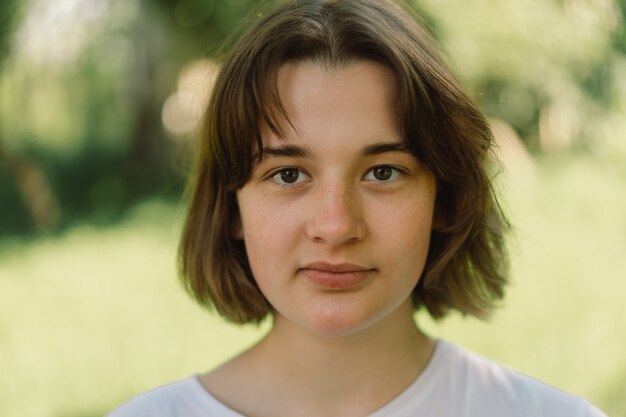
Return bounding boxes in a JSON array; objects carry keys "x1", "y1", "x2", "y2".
[
  {"x1": 251, "y1": 299, "x2": 434, "y2": 413},
  {"x1": 268, "y1": 299, "x2": 428, "y2": 365}
]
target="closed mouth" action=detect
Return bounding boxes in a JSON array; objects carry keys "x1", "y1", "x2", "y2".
[
  {"x1": 299, "y1": 262, "x2": 375, "y2": 289},
  {"x1": 300, "y1": 262, "x2": 373, "y2": 273}
]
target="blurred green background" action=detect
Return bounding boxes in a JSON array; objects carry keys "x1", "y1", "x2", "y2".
[{"x1": 1, "y1": 0, "x2": 625, "y2": 416}]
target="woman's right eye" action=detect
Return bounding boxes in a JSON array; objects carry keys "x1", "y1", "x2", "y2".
[{"x1": 269, "y1": 168, "x2": 310, "y2": 186}]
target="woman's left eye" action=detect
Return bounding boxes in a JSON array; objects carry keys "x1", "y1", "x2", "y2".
[{"x1": 363, "y1": 166, "x2": 403, "y2": 182}]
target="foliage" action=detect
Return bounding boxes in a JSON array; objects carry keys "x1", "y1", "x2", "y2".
[
  {"x1": 0, "y1": 0, "x2": 25, "y2": 65},
  {"x1": 416, "y1": 0, "x2": 625, "y2": 152},
  {"x1": 0, "y1": 0, "x2": 625, "y2": 235}
]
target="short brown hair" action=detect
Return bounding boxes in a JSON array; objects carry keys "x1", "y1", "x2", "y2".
[{"x1": 179, "y1": 0, "x2": 508, "y2": 323}]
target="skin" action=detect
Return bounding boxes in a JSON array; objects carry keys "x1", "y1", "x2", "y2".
[{"x1": 201, "y1": 60, "x2": 437, "y2": 417}]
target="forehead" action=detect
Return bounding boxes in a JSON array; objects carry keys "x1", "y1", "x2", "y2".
[
  {"x1": 259, "y1": 60, "x2": 401, "y2": 148},
  {"x1": 276, "y1": 59, "x2": 398, "y2": 110}
]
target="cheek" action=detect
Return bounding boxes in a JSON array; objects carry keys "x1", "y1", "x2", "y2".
[
  {"x1": 375, "y1": 197, "x2": 435, "y2": 272},
  {"x1": 240, "y1": 217, "x2": 279, "y2": 292},
  {"x1": 374, "y1": 195, "x2": 435, "y2": 240},
  {"x1": 238, "y1": 196, "x2": 300, "y2": 270},
  {"x1": 241, "y1": 205, "x2": 294, "y2": 242},
  {"x1": 238, "y1": 188, "x2": 308, "y2": 239}
]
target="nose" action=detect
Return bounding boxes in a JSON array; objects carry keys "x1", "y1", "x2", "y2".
[{"x1": 305, "y1": 182, "x2": 366, "y2": 246}]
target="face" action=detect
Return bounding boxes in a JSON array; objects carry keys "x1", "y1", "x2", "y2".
[{"x1": 235, "y1": 60, "x2": 437, "y2": 337}]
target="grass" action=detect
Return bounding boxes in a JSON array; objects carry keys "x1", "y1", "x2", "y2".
[{"x1": 0, "y1": 153, "x2": 624, "y2": 417}]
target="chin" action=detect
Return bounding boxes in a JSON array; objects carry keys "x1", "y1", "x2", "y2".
[
  {"x1": 298, "y1": 305, "x2": 387, "y2": 338},
  {"x1": 271, "y1": 291, "x2": 413, "y2": 339}
]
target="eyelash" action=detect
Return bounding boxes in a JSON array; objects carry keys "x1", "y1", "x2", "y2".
[
  {"x1": 363, "y1": 165, "x2": 405, "y2": 182},
  {"x1": 267, "y1": 165, "x2": 406, "y2": 188},
  {"x1": 268, "y1": 167, "x2": 311, "y2": 188}
]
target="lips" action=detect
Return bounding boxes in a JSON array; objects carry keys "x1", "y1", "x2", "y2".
[{"x1": 299, "y1": 262, "x2": 375, "y2": 290}]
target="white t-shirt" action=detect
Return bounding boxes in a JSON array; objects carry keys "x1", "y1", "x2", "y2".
[{"x1": 107, "y1": 340, "x2": 607, "y2": 417}]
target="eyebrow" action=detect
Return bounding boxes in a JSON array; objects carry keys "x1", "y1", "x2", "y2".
[
  {"x1": 258, "y1": 141, "x2": 410, "y2": 162},
  {"x1": 361, "y1": 142, "x2": 411, "y2": 156},
  {"x1": 260, "y1": 144, "x2": 311, "y2": 159}
]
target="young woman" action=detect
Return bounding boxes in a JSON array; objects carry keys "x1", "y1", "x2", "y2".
[{"x1": 109, "y1": 0, "x2": 607, "y2": 416}]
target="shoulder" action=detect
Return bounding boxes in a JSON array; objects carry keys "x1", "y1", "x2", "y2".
[
  {"x1": 106, "y1": 375, "x2": 235, "y2": 417},
  {"x1": 431, "y1": 340, "x2": 607, "y2": 417}
]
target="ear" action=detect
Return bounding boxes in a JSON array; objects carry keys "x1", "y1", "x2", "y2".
[{"x1": 231, "y1": 213, "x2": 244, "y2": 240}]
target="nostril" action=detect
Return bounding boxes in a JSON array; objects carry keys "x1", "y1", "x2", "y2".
[{"x1": 305, "y1": 192, "x2": 366, "y2": 245}]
